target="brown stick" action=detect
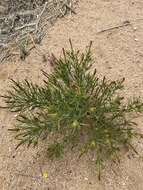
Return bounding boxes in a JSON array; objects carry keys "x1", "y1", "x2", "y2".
[
  {"x1": 36, "y1": 2, "x2": 48, "y2": 33},
  {"x1": 97, "y1": 21, "x2": 131, "y2": 34}
]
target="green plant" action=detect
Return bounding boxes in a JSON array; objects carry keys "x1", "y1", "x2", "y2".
[{"x1": 1, "y1": 40, "x2": 143, "y2": 179}]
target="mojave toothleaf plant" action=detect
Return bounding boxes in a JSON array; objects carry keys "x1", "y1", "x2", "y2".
[{"x1": 1, "y1": 40, "x2": 143, "y2": 179}]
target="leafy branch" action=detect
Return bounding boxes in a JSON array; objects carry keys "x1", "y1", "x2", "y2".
[{"x1": 1, "y1": 40, "x2": 143, "y2": 179}]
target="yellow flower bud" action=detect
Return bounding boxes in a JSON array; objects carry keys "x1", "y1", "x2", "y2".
[
  {"x1": 91, "y1": 140, "x2": 96, "y2": 147},
  {"x1": 89, "y1": 107, "x2": 96, "y2": 112},
  {"x1": 42, "y1": 171, "x2": 48, "y2": 178},
  {"x1": 71, "y1": 120, "x2": 79, "y2": 128}
]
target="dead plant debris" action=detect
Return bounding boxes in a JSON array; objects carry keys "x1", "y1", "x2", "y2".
[{"x1": 0, "y1": 0, "x2": 76, "y2": 63}]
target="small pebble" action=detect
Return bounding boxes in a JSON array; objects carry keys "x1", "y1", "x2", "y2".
[
  {"x1": 69, "y1": 170, "x2": 72, "y2": 174},
  {"x1": 133, "y1": 27, "x2": 137, "y2": 31},
  {"x1": 84, "y1": 177, "x2": 88, "y2": 181},
  {"x1": 134, "y1": 38, "x2": 138, "y2": 41}
]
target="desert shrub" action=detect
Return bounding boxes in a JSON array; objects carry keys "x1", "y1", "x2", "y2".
[{"x1": 1, "y1": 40, "x2": 143, "y2": 179}]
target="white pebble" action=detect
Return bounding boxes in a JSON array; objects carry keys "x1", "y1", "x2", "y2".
[
  {"x1": 134, "y1": 38, "x2": 138, "y2": 41},
  {"x1": 84, "y1": 177, "x2": 88, "y2": 181}
]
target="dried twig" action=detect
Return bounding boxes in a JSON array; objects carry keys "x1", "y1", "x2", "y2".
[
  {"x1": 29, "y1": 34, "x2": 45, "y2": 56},
  {"x1": 15, "y1": 23, "x2": 36, "y2": 31},
  {"x1": 64, "y1": 1, "x2": 76, "y2": 14},
  {"x1": 35, "y1": 1, "x2": 48, "y2": 33},
  {"x1": 97, "y1": 20, "x2": 131, "y2": 34},
  {"x1": 15, "y1": 172, "x2": 42, "y2": 180},
  {"x1": 0, "y1": 10, "x2": 36, "y2": 20},
  {"x1": 0, "y1": 0, "x2": 76, "y2": 63}
]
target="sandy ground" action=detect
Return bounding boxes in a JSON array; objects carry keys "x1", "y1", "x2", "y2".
[{"x1": 0, "y1": 0, "x2": 143, "y2": 189}]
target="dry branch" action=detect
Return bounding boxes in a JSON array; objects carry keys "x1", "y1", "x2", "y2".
[
  {"x1": 97, "y1": 21, "x2": 131, "y2": 34},
  {"x1": 0, "y1": 0, "x2": 77, "y2": 63}
]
